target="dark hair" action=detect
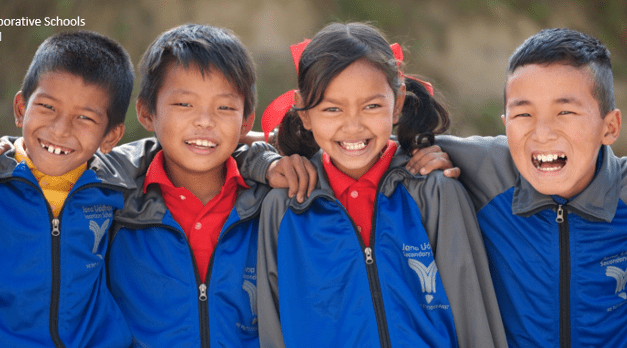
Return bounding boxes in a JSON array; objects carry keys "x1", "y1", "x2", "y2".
[
  {"x1": 507, "y1": 28, "x2": 614, "y2": 117},
  {"x1": 20, "y1": 31, "x2": 134, "y2": 133},
  {"x1": 277, "y1": 22, "x2": 449, "y2": 158},
  {"x1": 138, "y1": 24, "x2": 256, "y2": 120}
]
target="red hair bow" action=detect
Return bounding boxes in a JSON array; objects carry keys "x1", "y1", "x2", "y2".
[
  {"x1": 389, "y1": 43, "x2": 434, "y2": 96},
  {"x1": 261, "y1": 40, "x2": 433, "y2": 141},
  {"x1": 261, "y1": 39, "x2": 310, "y2": 141}
]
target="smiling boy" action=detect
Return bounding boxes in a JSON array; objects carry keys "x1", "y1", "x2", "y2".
[
  {"x1": 420, "y1": 28, "x2": 625, "y2": 347},
  {"x1": 106, "y1": 24, "x2": 293, "y2": 347},
  {"x1": 0, "y1": 31, "x2": 133, "y2": 347}
]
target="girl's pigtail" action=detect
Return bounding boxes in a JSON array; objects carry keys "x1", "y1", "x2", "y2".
[
  {"x1": 276, "y1": 108, "x2": 319, "y2": 158},
  {"x1": 396, "y1": 76, "x2": 450, "y2": 154}
]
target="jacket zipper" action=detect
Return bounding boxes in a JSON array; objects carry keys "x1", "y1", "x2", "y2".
[
  {"x1": 333, "y1": 170, "x2": 395, "y2": 348},
  {"x1": 49, "y1": 217, "x2": 65, "y2": 348},
  {"x1": 557, "y1": 204, "x2": 570, "y2": 348}
]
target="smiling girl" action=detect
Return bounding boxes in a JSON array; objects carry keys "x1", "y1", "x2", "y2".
[{"x1": 256, "y1": 23, "x2": 507, "y2": 348}]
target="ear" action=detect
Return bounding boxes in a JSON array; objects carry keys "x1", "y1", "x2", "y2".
[
  {"x1": 294, "y1": 90, "x2": 312, "y2": 130},
  {"x1": 601, "y1": 109, "x2": 621, "y2": 145},
  {"x1": 501, "y1": 114, "x2": 506, "y2": 127},
  {"x1": 14, "y1": 91, "x2": 26, "y2": 128},
  {"x1": 136, "y1": 100, "x2": 155, "y2": 132},
  {"x1": 393, "y1": 83, "x2": 406, "y2": 123},
  {"x1": 99, "y1": 124, "x2": 125, "y2": 154}
]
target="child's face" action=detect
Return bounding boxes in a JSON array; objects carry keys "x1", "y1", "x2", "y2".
[
  {"x1": 138, "y1": 64, "x2": 245, "y2": 184},
  {"x1": 14, "y1": 71, "x2": 123, "y2": 176},
  {"x1": 298, "y1": 59, "x2": 404, "y2": 180},
  {"x1": 503, "y1": 63, "x2": 621, "y2": 198}
]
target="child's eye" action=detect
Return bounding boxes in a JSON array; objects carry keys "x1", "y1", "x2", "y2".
[
  {"x1": 218, "y1": 106, "x2": 235, "y2": 111},
  {"x1": 514, "y1": 113, "x2": 531, "y2": 118},
  {"x1": 365, "y1": 104, "x2": 381, "y2": 110},
  {"x1": 323, "y1": 107, "x2": 340, "y2": 112},
  {"x1": 175, "y1": 103, "x2": 191, "y2": 107},
  {"x1": 78, "y1": 115, "x2": 96, "y2": 122},
  {"x1": 558, "y1": 110, "x2": 574, "y2": 115},
  {"x1": 37, "y1": 103, "x2": 55, "y2": 111}
]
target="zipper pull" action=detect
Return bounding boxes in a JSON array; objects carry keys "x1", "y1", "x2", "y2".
[
  {"x1": 556, "y1": 205, "x2": 564, "y2": 223},
  {"x1": 198, "y1": 284, "x2": 208, "y2": 301},
  {"x1": 51, "y1": 218, "x2": 60, "y2": 236},
  {"x1": 364, "y1": 247, "x2": 374, "y2": 265}
]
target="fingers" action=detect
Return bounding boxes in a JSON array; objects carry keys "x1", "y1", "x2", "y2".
[
  {"x1": 304, "y1": 159, "x2": 317, "y2": 198},
  {"x1": 265, "y1": 155, "x2": 319, "y2": 203},
  {"x1": 406, "y1": 145, "x2": 455, "y2": 176},
  {"x1": 443, "y1": 167, "x2": 461, "y2": 179},
  {"x1": 0, "y1": 142, "x2": 10, "y2": 155}
]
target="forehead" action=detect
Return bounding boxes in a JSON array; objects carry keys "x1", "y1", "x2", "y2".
[
  {"x1": 32, "y1": 71, "x2": 110, "y2": 108},
  {"x1": 505, "y1": 63, "x2": 596, "y2": 104},
  {"x1": 324, "y1": 59, "x2": 392, "y2": 96},
  {"x1": 161, "y1": 63, "x2": 241, "y2": 96}
]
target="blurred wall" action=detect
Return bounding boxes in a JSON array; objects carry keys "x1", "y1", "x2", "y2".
[{"x1": 0, "y1": 0, "x2": 625, "y2": 154}]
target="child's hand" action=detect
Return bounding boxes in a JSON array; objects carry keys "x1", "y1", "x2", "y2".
[
  {"x1": 0, "y1": 139, "x2": 11, "y2": 155},
  {"x1": 406, "y1": 145, "x2": 460, "y2": 178},
  {"x1": 266, "y1": 155, "x2": 318, "y2": 203}
]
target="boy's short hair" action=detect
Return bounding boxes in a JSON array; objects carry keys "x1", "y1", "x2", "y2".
[
  {"x1": 507, "y1": 28, "x2": 614, "y2": 117},
  {"x1": 21, "y1": 31, "x2": 134, "y2": 133},
  {"x1": 138, "y1": 24, "x2": 256, "y2": 119}
]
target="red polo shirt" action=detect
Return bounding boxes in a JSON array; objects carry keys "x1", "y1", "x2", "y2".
[
  {"x1": 143, "y1": 151, "x2": 249, "y2": 283},
  {"x1": 323, "y1": 140, "x2": 397, "y2": 247}
]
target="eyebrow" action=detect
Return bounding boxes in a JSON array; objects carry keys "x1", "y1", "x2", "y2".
[
  {"x1": 323, "y1": 93, "x2": 387, "y2": 105},
  {"x1": 507, "y1": 97, "x2": 584, "y2": 109},
  {"x1": 168, "y1": 89, "x2": 241, "y2": 101}
]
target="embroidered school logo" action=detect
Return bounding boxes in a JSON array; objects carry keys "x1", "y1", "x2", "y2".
[
  {"x1": 89, "y1": 219, "x2": 109, "y2": 258},
  {"x1": 606, "y1": 266, "x2": 627, "y2": 300},
  {"x1": 408, "y1": 259, "x2": 438, "y2": 303},
  {"x1": 242, "y1": 280, "x2": 258, "y2": 325}
]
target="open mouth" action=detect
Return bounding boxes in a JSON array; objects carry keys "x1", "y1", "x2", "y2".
[
  {"x1": 532, "y1": 153, "x2": 567, "y2": 172},
  {"x1": 338, "y1": 139, "x2": 370, "y2": 151},
  {"x1": 40, "y1": 140, "x2": 73, "y2": 155},
  {"x1": 185, "y1": 139, "x2": 217, "y2": 149}
]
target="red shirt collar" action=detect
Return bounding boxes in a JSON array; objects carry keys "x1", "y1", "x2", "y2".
[
  {"x1": 143, "y1": 150, "x2": 249, "y2": 193},
  {"x1": 323, "y1": 140, "x2": 397, "y2": 196}
]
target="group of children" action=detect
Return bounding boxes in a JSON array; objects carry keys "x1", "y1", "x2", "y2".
[{"x1": 0, "y1": 17, "x2": 624, "y2": 348}]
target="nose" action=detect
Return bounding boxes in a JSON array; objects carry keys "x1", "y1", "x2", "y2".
[
  {"x1": 50, "y1": 114, "x2": 72, "y2": 138},
  {"x1": 341, "y1": 109, "x2": 365, "y2": 134},
  {"x1": 194, "y1": 108, "x2": 216, "y2": 129},
  {"x1": 530, "y1": 115, "x2": 558, "y2": 143}
]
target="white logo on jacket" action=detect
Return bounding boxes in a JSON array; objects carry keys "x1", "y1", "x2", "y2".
[
  {"x1": 89, "y1": 219, "x2": 109, "y2": 259},
  {"x1": 408, "y1": 259, "x2": 438, "y2": 303},
  {"x1": 606, "y1": 266, "x2": 627, "y2": 299}
]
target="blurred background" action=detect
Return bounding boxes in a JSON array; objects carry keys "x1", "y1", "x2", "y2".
[{"x1": 1, "y1": 0, "x2": 625, "y2": 155}]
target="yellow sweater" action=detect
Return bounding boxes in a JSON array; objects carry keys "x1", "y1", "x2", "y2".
[{"x1": 15, "y1": 138, "x2": 86, "y2": 217}]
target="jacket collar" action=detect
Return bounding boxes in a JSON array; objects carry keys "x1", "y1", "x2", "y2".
[
  {"x1": 289, "y1": 145, "x2": 416, "y2": 213},
  {"x1": 512, "y1": 145, "x2": 621, "y2": 222},
  {"x1": 0, "y1": 136, "x2": 135, "y2": 191}
]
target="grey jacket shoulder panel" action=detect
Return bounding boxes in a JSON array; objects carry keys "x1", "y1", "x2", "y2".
[
  {"x1": 620, "y1": 154, "x2": 627, "y2": 206},
  {"x1": 256, "y1": 187, "x2": 292, "y2": 348},
  {"x1": 436, "y1": 135, "x2": 518, "y2": 211}
]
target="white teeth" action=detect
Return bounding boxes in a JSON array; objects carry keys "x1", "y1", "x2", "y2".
[
  {"x1": 534, "y1": 154, "x2": 564, "y2": 163},
  {"x1": 341, "y1": 141, "x2": 366, "y2": 151},
  {"x1": 41, "y1": 142, "x2": 70, "y2": 155},
  {"x1": 187, "y1": 139, "x2": 217, "y2": 148}
]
